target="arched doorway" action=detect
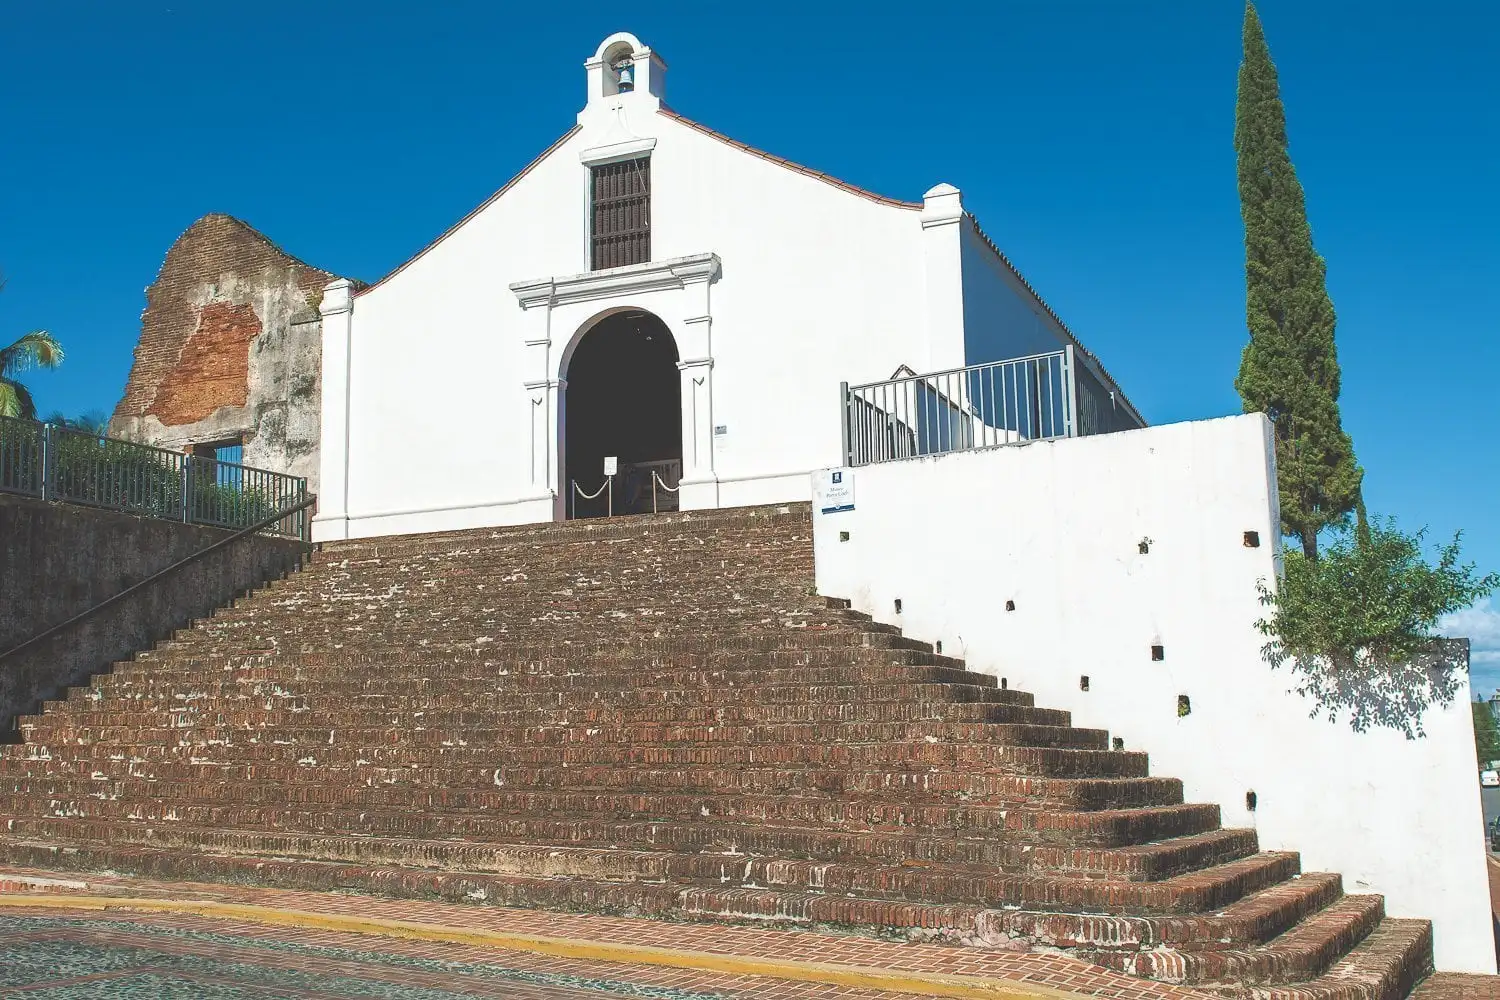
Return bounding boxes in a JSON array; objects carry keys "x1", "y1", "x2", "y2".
[{"x1": 564, "y1": 311, "x2": 682, "y2": 518}]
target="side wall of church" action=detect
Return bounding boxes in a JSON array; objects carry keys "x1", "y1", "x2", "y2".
[
  {"x1": 110, "y1": 215, "x2": 332, "y2": 495},
  {"x1": 335, "y1": 113, "x2": 933, "y2": 535},
  {"x1": 958, "y1": 220, "x2": 1072, "y2": 366}
]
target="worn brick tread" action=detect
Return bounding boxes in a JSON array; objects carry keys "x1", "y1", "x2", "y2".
[{"x1": 1236, "y1": 918, "x2": 1434, "y2": 1000}]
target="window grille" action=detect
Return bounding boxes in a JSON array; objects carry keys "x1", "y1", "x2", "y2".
[{"x1": 590, "y1": 158, "x2": 650, "y2": 270}]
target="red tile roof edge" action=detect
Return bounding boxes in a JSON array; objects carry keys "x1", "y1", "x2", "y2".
[
  {"x1": 966, "y1": 213, "x2": 1145, "y2": 425},
  {"x1": 355, "y1": 125, "x2": 585, "y2": 297},
  {"x1": 657, "y1": 107, "x2": 922, "y2": 210}
]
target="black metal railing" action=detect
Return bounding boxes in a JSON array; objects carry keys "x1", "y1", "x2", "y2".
[{"x1": 0, "y1": 415, "x2": 310, "y2": 540}]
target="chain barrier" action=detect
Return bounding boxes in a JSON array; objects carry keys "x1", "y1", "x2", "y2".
[
  {"x1": 650, "y1": 471, "x2": 680, "y2": 514},
  {"x1": 570, "y1": 476, "x2": 613, "y2": 519}
]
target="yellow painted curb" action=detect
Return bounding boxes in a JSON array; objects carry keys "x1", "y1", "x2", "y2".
[{"x1": 0, "y1": 893, "x2": 1084, "y2": 1000}]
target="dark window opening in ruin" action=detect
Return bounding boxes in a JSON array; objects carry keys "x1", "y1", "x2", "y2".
[
  {"x1": 591, "y1": 158, "x2": 651, "y2": 270},
  {"x1": 191, "y1": 438, "x2": 244, "y2": 487},
  {"x1": 564, "y1": 311, "x2": 680, "y2": 518}
]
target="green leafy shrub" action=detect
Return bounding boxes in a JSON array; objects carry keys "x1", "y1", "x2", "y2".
[
  {"x1": 1257, "y1": 517, "x2": 1499, "y2": 738},
  {"x1": 48, "y1": 431, "x2": 183, "y2": 518}
]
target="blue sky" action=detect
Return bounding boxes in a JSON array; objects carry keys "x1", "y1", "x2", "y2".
[{"x1": 3, "y1": 2, "x2": 1497, "y2": 681}]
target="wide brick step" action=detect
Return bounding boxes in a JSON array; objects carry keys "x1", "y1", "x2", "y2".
[
  {"x1": 0, "y1": 773, "x2": 1218, "y2": 845},
  {"x1": 0, "y1": 792, "x2": 1252, "y2": 876},
  {"x1": 1, "y1": 739, "x2": 1150, "y2": 779},
  {"x1": 101, "y1": 640, "x2": 974, "y2": 676},
  {"x1": 61, "y1": 678, "x2": 1038, "y2": 714},
  {"x1": 28, "y1": 703, "x2": 1069, "y2": 735},
  {"x1": 1092, "y1": 892, "x2": 1385, "y2": 986},
  {"x1": 314, "y1": 505, "x2": 814, "y2": 556},
  {"x1": 16, "y1": 717, "x2": 1114, "y2": 752},
  {"x1": 0, "y1": 794, "x2": 1240, "y2": 873},
  {"x1": 145, "y1": 627, "x2": 940, "y2": 660},
  {"x1": 0, "y1": 821, "x2": 1280, "y2": 912},
  {"x1": 214, "y1": 581, "x2": 829, "y2": 622},
  {"x1": 0, "y1": 757, "x2": 1181, "y2": 808},
  {"x1": 30, "y1": 694, "x2": 1070, "y2": 731},
  {"x1": 85, "y1": 665, "x2": 1015, "y2": 705},
  {"x1": 94, "y1": 654, "x2": 984, "y2": 694},
  {"x1": 185, "y1": 592, "x2": 844, "y2": 623}
]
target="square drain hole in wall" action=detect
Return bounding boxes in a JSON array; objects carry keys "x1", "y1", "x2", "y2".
[{"x1": 1151, "y1": 645, "x2": 1165, "y2": 661}]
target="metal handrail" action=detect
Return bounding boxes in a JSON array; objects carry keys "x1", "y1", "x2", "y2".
[
  {"x1": 839, "y1": 345, "x2": 1147, "y2": 467},
  {"x1": 0, "y1": 414, "x2": 308, "y2": 538},
  {"x1": 846, "y1": 349, "x2": 1072, "y2": 392},
  {"x1": 0, "y1": 492, "x2": 317, "y2": 667}
]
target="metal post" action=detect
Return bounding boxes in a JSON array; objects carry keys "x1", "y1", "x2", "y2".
[
  {"x1": 607, "y1": 475, "x2": 613, "y2": 518},
  {"x1": 181, "y1": 456, "x2": 192, "y2": 523},
  {"x1": 1063, "y1": 344, "x2": 1080, "y2": 438},
  {"x1": 38, "y1": 423, "x2": 50, "y2": 501},
  {"x1": 838, "y1": 382, "x2": 851, "y2": 467},
  {"x1": 569, "y1": 480, "x2": 575, "y2": 521}
]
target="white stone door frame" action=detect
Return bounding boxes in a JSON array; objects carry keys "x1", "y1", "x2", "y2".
[{"x1": 510, "y1": 253, "x2": 722, "y2": 520}]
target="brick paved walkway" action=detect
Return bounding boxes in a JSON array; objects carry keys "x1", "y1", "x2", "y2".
[{"x1": 0, "y1": 866, "x2": 1211, "y2": 1000}]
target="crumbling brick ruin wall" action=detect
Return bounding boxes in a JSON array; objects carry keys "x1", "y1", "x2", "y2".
[{"x1": 110, "y1": 214, "x2": 339, "y2": 495}]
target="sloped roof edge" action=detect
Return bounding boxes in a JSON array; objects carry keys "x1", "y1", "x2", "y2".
[
  {"x1": 965, "y1": 213, "x2": 1145, "y2": 426},
  {"x1": 356, "y1": 125, "x2": 584, "y2": 297},
  {"x1": 657, "y1": 107, "x2": 922, "y2": 210}
]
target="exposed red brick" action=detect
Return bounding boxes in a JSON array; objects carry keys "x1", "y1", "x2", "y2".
[
  {"x1": 114, "y1": 214, "x2": 334, "y2": 428},
  {"x1": 146, "y1": 302, "x2": 261, "y2": 426}
]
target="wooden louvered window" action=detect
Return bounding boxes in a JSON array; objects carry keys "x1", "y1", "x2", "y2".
[{"x1": 590, "y1": 158, "x2": 650, "y2": 270}]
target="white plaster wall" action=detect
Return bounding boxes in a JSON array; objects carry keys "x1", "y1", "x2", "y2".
[
  {"x1": 336, "y1": 128, "x2": 588, "y2": 538},
  {"x1": 812, "y1": 413, "x2": 1494, "y2": 974},
  {"x1": 330, "y1": 92, "x2": 932, "y2": 537},
  {"x1": 649, "y1": 117, "x2": 926, "y2": 510}
]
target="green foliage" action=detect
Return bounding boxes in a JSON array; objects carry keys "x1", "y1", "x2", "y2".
[
  {"x1": 47, "y1": 430, "x2": 183, "y2": 518},
  {"x1": 1473, "y1": 701, "x2": 1500, "y2": 770},
  {"x1": 189, "y1": 479, "x2": 280, "y2": 528},
  {"x1": 1257, "y1": 517, "x2": 1500, "y2": 738},
  {"x1": 1234, "y1": 4, "x2": 1362, "y2": 560},
  {"x1": 0, "y1": 277, "x2": 64, "y2": 420},
  {"x1": 43, "y1": 410, "x2": 110, "y2": 436}
]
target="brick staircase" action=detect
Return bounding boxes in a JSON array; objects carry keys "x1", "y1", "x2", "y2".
[{"x1": 0, "y1": 503, "x2": 1434, "y2": 1000}]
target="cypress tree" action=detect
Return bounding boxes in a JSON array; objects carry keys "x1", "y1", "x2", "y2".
[{"x1": 1234, "y1": 3, "x2": 1362, "y2": 561}]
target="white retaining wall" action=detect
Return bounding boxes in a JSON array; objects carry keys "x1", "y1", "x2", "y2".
[{"x1": 812, "y1": 413, "x2": 1494, "y2": 973}]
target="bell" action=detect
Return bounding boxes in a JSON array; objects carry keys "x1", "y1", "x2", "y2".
[{"x1": 616, "y1": 65, "x2": 634, "y2": 92}]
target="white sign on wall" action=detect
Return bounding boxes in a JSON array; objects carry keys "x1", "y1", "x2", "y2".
[
  {"x1": 603, "y1": 456, "x2": 618, "y2": 477},
  {"x1": 816, "y1": 468, "x2": 855, "y2": 514}
]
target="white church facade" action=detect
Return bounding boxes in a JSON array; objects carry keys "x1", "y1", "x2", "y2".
[{"x1": 313, "y1": 32, "x2": 1140, "y2": 541}]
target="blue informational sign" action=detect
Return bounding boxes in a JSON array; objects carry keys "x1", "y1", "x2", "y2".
[{"x1": 818, "y1": 469, "x2": 854, "y2": 514}]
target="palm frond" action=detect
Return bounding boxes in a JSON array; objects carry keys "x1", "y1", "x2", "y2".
[
  {"x1": 0, "y1": 331, "x2": 65, "y2": 378},
  {"x1": 0, "y1": 378, "x2": 37, "y2": 420}
]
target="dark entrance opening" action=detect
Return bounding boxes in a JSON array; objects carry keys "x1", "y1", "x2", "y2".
[{"x1": 564, "y1": 311, "x2": 682, "y2": 518}]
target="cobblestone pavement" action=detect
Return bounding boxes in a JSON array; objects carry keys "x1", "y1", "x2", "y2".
[{"x1": 0, "y1": 867, "x2": 1214, "y2": 1000}]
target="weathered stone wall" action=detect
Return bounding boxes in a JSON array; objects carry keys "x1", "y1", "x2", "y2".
[
  {"x1": 0, "y1": 493, "x2": 307, "y2": 734},
  {"x1": 110, "y1": 214, "x2": 337, "y2": 495}
]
